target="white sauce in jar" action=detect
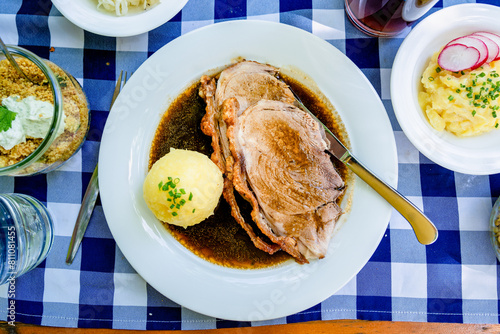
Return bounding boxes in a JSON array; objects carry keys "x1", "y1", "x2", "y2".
[{"x1": 0, "y1": 96, "x2": 66, "y2": 150}]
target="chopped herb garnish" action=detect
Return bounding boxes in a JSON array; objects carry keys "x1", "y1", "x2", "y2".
[
  {"x1": 493, "y1": 111, "x2": 498, "y2": 118},
  {"x1": 192, "y1": 209, "x2": 196, "y2": 213},
  {"x1": 56, "y1": 75, "x2": 67, "y2": 88},
  {"x1": 472, "y1": 110, "x2": 476, "y2": 117},
  {"x1": 448, "y1": 95, "x2": 454, "y2": 101},
  {"x1": 436, "y1": 67, "x2": 442, "y2": 73},
  {"x1": 158, "y1": 177, "x2": 195, "y2": 216},
  {"x1": 0, "y1": 105, "x2": 17, "y2": 133},
  {"x1": 428, "y1": 76, "x2": 434, "y2": 81}
]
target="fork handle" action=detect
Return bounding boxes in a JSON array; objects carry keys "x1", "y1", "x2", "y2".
[{"x1": 345, "y1": 155, "x2": 438, "y2": 245}]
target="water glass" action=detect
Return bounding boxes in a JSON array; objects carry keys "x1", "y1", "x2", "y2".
[{"x1": 0, "y1": 193, "x2": 54, "y2": 285}]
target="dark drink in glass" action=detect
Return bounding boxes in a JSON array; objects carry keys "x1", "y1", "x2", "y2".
[{"x1": 345, "y1": 0, "x2": 437, "y2": 37}]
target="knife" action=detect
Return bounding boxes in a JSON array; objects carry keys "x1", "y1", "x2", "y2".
[
  {"x1": 292, "y1": 93, "x2": 438, "y2": 245},
  {"x1": 66, "y1": 71, "x2": 127, "y2": 264},
  {"x1": 66, "y1": 165, "x2": 99, "y2": 264}
]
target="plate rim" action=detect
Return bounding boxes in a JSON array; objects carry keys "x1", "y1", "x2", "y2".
[
  {"x1": 98, "y1": 19, "x2": 398, "y2": 321},
  {"x1": 51, "y1": 0, "x2": 189, "y2": 37}
]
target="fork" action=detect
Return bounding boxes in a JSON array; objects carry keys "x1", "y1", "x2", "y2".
[
  {"x1": 0, "y1": 36, "x2": 34, "y2": 83},
  {"x1": 66, "y1": 71, "x2": 128, "y2": 265}
]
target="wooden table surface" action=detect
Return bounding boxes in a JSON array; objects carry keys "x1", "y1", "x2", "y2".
[{"x1": 1, "y1": 320, "x2": 500, "y2": 333}]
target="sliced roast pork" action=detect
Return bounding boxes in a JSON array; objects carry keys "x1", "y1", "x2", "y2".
[
  {"x1": 224, "y1": 99, "x2": 344, "y2": 263},
  {"x1": 200, "y1": 73, "x2": 280, "y2": 255},
  {"x1": 214, "y1": 61, "x2": 296, "y2": 116},
  {"x1": 200, "y1": 60, "x2": 345, "y2": 263}
]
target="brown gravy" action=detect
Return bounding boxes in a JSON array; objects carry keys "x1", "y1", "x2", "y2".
[{"x1": 149, "y1": 71, "x2": 349, "y2": 269}]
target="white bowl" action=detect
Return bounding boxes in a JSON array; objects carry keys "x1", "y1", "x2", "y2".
[
  {"x1": 52, "y1": 0, "x2": 188, "y2": 37},
  {"x1": 391, "y1": 4, "x2": 500, "y2": 175}
]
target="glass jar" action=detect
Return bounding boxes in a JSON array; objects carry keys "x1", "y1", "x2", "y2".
[
  {"x1": 490, "y1": 196, "x2": 500, "y2": 262},
  {"x1": 0, "y1": 45, "x2": 90, "y2": 176}
]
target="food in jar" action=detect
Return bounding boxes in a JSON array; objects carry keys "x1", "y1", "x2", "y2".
[
  {"x1": 143, "y1": 148, "x2": 223, "y2": 228},
  {"x1": 0, "y1": 57, "x2": 89, "y2": 171},
  {"x1": 419, "y1": 33, "x2": 500, "y2": 136},
  {"x1": 0, "y1": 96, "x2": 66, "y2": 150}
]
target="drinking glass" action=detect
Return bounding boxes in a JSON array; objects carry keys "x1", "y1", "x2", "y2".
[
  {"x1": 0, "y1": 193, "x2": 54, "y2": 285},
  {"x1": 345, "y1": 0, "x2": 438, "y2": 37}
]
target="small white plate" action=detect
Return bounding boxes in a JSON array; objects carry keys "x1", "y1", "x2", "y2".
[
  {"x1": 99, "y1": 20, "x2": 397, "y2": 321},
  {"x1": 391, "y1": 4, "x2": 500, "y2": 175},
  {"x1": 51, "y1": 0, "x2": 188, "y2": 37}
]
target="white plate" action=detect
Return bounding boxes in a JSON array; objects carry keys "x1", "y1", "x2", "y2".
[
  {"x1": 391, "y1": 4, "x2": 500, "y2": 175},
  {"x1": 99, "y1": 20, "x2": 397, "y2": 321},
  {"x1": 52, "y1": 0, "x2": 188, "y2": 37}
]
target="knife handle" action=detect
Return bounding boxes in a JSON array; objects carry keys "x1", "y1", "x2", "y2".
[{"x1": 344, "y1": 155, "x2": 438, "y2": 245}]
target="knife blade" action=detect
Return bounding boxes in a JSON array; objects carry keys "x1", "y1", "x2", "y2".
[{"x1": 66, "y1": 165, "x2": 99, "y2": 264}]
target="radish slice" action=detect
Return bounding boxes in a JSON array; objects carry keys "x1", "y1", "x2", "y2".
[
  {"x1": 446, "y1": 36, "x2": 488, "y2": 69},
  {"x1": 472, "y1": 31, "x2": 500, "y2": 61},
  {"x1": 438, "y1": 43, "x2": 480, "y2": 72},
  {"x1": 471, "y1": 33, "x2": 499, "y2": 63},
  {"x1": 446, "y1": 35, "x2": 488, "y2": 70}
]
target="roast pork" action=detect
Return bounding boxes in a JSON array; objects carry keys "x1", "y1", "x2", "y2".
[{"x1": 199, "y1": 60, "x2": 345, "y2": 263}]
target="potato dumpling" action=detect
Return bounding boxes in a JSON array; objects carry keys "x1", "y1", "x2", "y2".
[{"x1": 143, "y1": 148, "x2": 223, "y2": 228}]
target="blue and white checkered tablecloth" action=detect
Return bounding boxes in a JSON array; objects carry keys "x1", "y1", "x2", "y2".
[{"x1": 1, "y1": 0, "x2": 500, "y2": 330}]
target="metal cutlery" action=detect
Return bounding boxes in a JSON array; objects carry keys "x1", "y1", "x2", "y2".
[
  {"x1": 0, "y1": 36, "x2": 34, "y2": 83},
  {"x1": 66, "y1": 71, "x2": 128, "y2": 264},
  {"x1": 290, "y1": 89, "x2": 438, "y2": 245}
]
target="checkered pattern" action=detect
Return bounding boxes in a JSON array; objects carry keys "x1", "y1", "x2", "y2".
[{"x1": 0, "y1": 0, "x2": 500, "y2": 329}]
